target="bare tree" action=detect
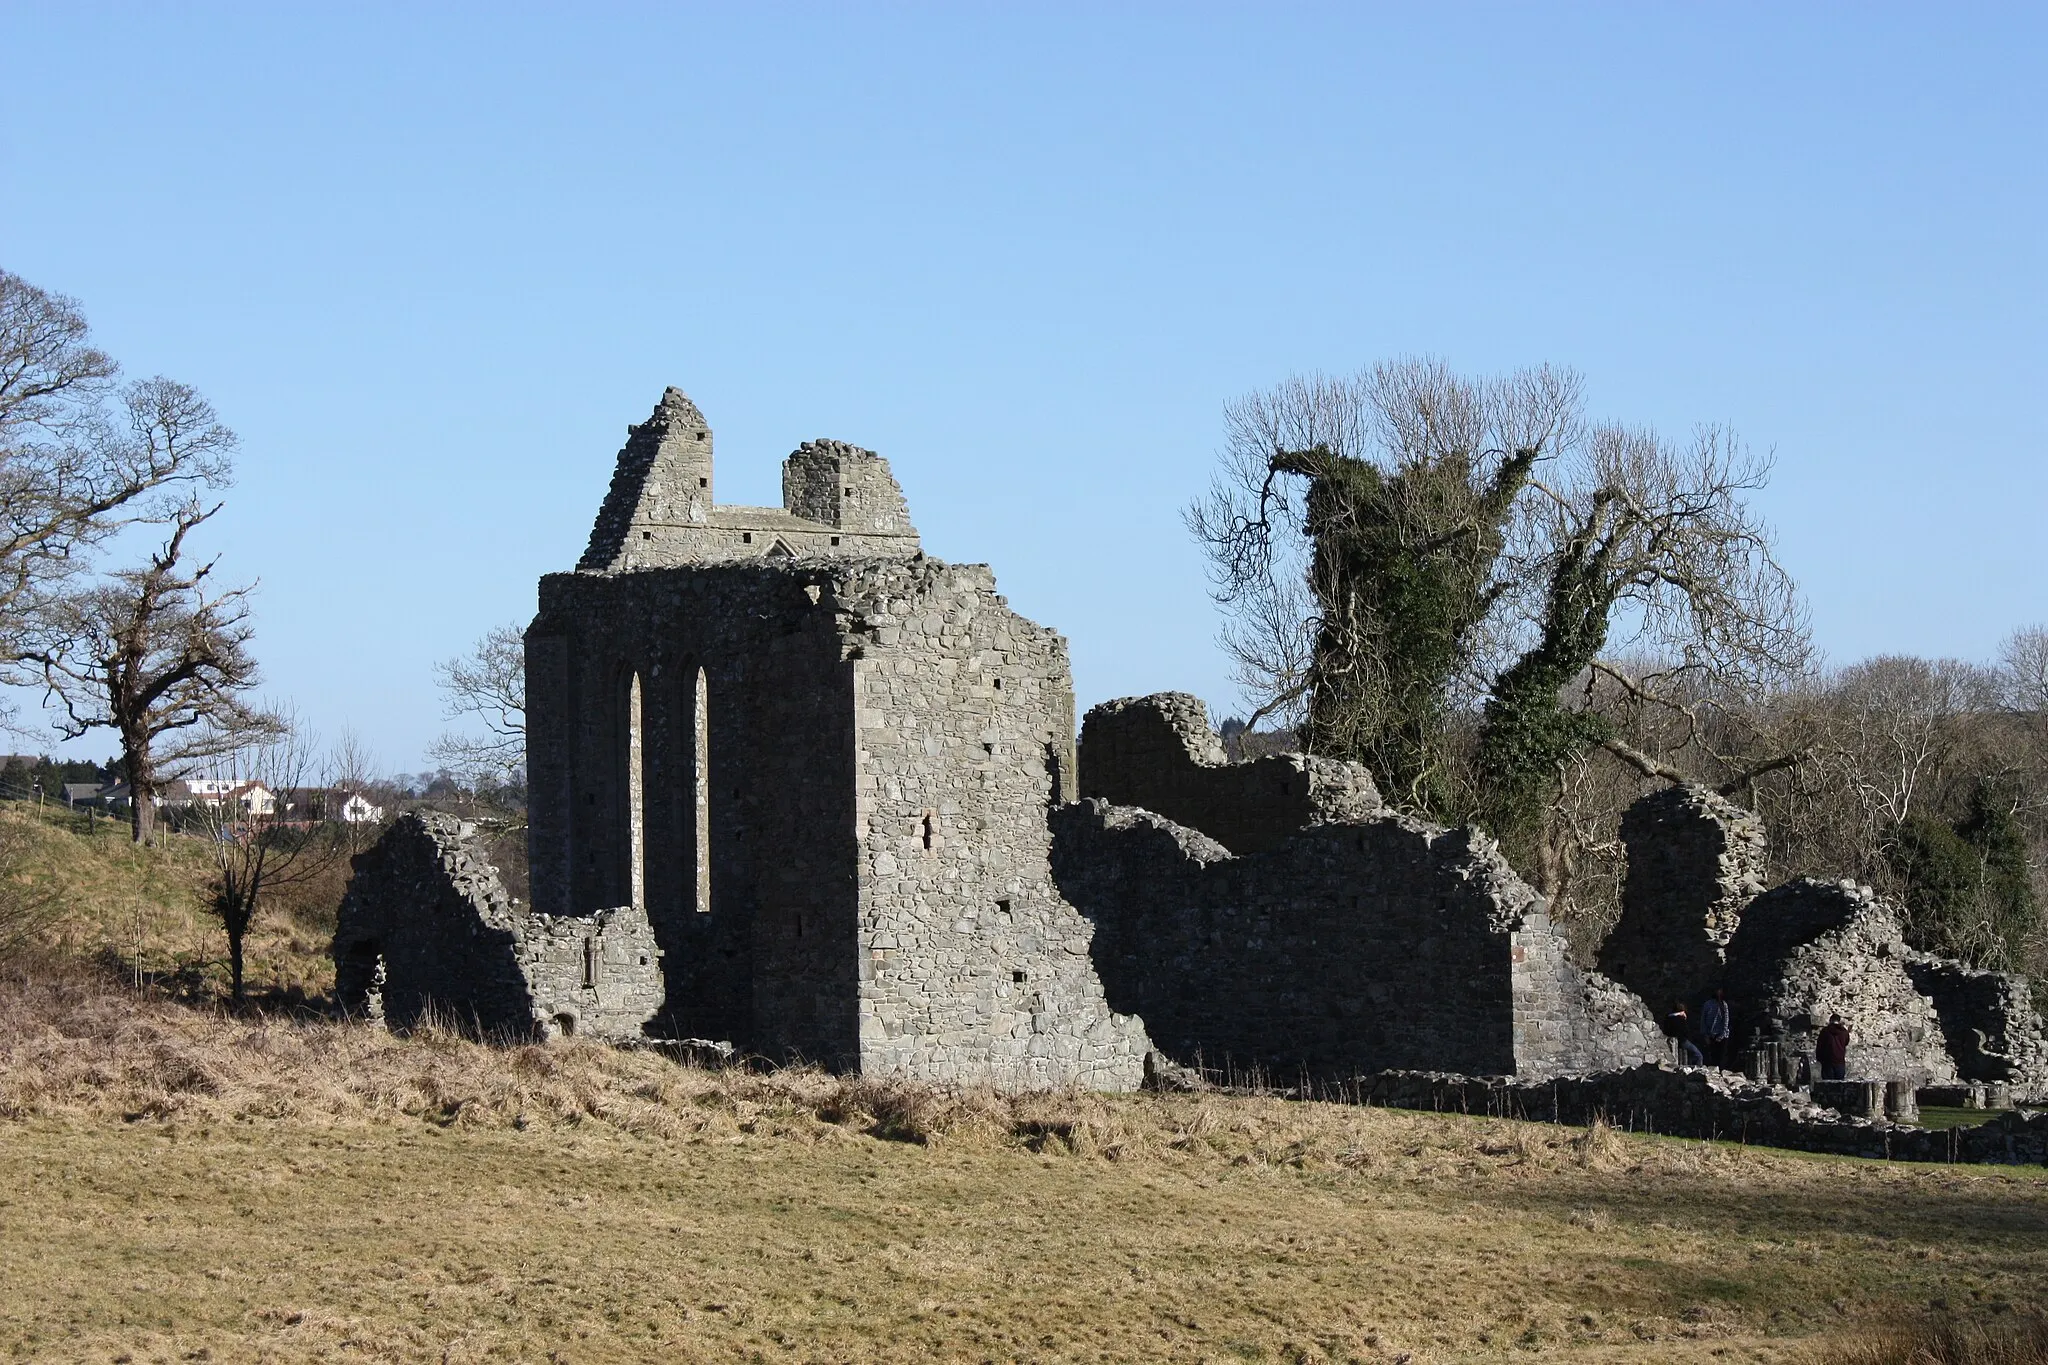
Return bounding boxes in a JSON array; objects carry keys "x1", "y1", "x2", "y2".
[
  {"x1": 0, "y1": 271, "x2": 234, "y2": 676},
  {"x1": 325, "y1": 725, "x2": 384, "y2": 851},
  {"x1": 186, "y1": 714, "x2": 343, "y2": 1004},
  {"x1": 2000, "y1": 625, "x2": 2048, "y2": 713},
  {"x1": 428, "y1": 624, "x2": 525, "y2": 786},
  {"x1": 24, "y1": 499, "x2": 275, "y2": 842}
]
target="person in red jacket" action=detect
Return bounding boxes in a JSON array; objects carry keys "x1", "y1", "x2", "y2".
[{"x1": 1816, "y1": 1014, "x2": 1851, "y2": 1081}]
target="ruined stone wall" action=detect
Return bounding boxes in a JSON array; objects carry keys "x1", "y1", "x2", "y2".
[
  {"x1": 1599, "y1": 784, "x2": 1768, "y2": 1016},
  {"x1": 783, "y1": 440, "x2": 917, "y2": 536},
  {"x1": 1904, "y1": 955, "x2": 2048, "y2": 1095},
  {"x1": 527, "y1": 554, "x2": 1148, "y2": 1087},
  {"x1": 581, "y1": 390, "x2": 920, "y2": 571},
  {"x1": 528, "y1": 564, "x2": 859, "y2": 1058},
  {"x1": 1511, "y1": 913, "x2": 1673, "y2": 1074},
  {"x1": 1051, "y1": 800, "x2": 1662, "y2": 1081},
  {"x1": 580, "y1": 387, "x2": 717, "y2": 571},
  {"x1": 1721, "y1": 879, "x2": 1958, "y2": 1085},
  {"x1": 1358, "y1": 1064, "x2": 2048, "y2": 1165},
  {"x1": 332, "y1": 811, "x2": 663, "y2": 1041},
  {"x1": 1077, "y1": 693, "x2": 1383, "y2": 854},
  {"x1": 836, "y1": 558, "x2": 1149, "y2": 1088}
]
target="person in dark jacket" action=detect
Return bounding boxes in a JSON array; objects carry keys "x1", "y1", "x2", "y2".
[
  {"x1": 1663, "y1": 1002, "x2": 1704, "y2": 1066},
  {"x1": 1701, "y1": 987, "x2": 1733, "y2": 1069},
  {"x1": 1816, "y1": 1014, "x2": 1851, "y2": 1081}
]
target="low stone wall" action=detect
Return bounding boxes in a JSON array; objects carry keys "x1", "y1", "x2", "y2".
[
  {"x1": 1354, "y1": 1064, "x2": 2048, "y2": 1165},
  {"x1": 1076, "y1": 693, "x2": 1383, "y2": 855},
  {"x1": 333, "y1": 811, "x2": 665, "y2": 1043}
]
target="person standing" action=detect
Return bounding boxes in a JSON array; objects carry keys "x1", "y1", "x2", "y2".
[
  {"x1": 1664, "y1": 1001, "x2": 1704, "y2": 1066},
  {"x1": 1701, "y1": 987, "x2": 1733, "y2": 1069},
  {"x1": 1816, "y1": 1014, "x2": 1851, "y2": 1081}
]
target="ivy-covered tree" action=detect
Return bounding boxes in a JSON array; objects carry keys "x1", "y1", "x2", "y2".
[
  {"x1": 1192, "y1": 359, "x2": 1809, "y2": 886},
  {"x1": 1188, "y1": 359, "x2": 1579, "y2": 814}
]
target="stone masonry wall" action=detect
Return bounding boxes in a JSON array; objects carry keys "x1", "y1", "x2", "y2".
[
  {"x1": 333, "y1": 811, "x2": 664, "y2": 1042},
  {"x1": 1599, "y1": 783, "x2": 1768, "y2": 1017},
  {"x1": 1722, "y1": 878, "x2": 1958, "y2": 1085},
  {"x1": 834, "y1": 558, "x2": 1150, "y2": 1088},
  {"x1": 1078, "y1": 692, "x2": 1384, "y2": 854},
  {"x1": 526, "y1": 553, "x2": 1149, "y2": 1088},
  {"x1": 1051, "y1": 799, "x2": 1662, "y2": 1081},
  {"x1": 1905, "y1": 955, "x2": 2048, "y2": 1096},
  {"x1": 528, "y1": 563, "x2": 860, "y2": 1058},
  {"x1": 1358, "y1": 1065, "x2": 2048, "y2": 1166},
  {"x1": 783, "y1": 439, "x2": 917, "y2": 536},
  {"x1": 580, "y1": 390, "x2": 921, "y2": 571}
]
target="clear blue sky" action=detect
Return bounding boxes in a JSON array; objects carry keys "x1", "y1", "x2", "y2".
[{"x1": 3, "y1": 4, "x2": 2043, "y2": 774}]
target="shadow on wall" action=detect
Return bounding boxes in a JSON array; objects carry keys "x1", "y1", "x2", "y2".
[{"x1": 331, "y1": 811, "x2": 663, "y2": 1042}]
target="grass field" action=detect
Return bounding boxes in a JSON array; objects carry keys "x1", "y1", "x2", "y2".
[
  {"x1": 3, "y1": 977, "x2": 2046, "y2": 1365},
  {"x1": 3, "y1": 808, "x2": 2047, "y2": 1363}
]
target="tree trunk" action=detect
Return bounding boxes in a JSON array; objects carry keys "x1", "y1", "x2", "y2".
[
  {"x1": 227, "y1": 913, "x2": 245, "y2": 1004},
  {"x1": 122, "y1": 738, "x2": 155, "y2": 845}
]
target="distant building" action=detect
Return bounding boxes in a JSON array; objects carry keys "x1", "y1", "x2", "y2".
[
  {"x1": 279, "y1": 788, "x2": 387, "y2": 824},
  {"x1": 160, "y1": 779, "x2": 278, "y2": 817},
  {"x1": 63, "y1": 782, "x2": 116, "y2": 808}
]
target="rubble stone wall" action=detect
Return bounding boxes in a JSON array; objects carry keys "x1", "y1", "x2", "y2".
[
  {"x1": 528, "y1": 562, "x2": 864, "y2": 1060},
  {"x1": 1722, "y1": 878, "x2": 1958, "y2": 1085},
  {"x1": 1599, "y1": 784, "x2": 1768, "y2": 1016},
  {"x1": 840, "y1": 560, "x2": 1150, "y2": 1088},
  {"x1": 1357, "y1": 1064, "x2": 2048, "y2": 1165},
  {"x1": 1077, "y1": 693, "x2": 1383, "y2": 854},
  {"x1": 1905, "y1": 955, "x2": 2048, "y2": 1096},
  {"x1": 332, "y1": 811, "x2": 663, "y2": 1041},
  {"x1": 579, "y1": 389, "x2": 920, "y2": 572},
  {"x1": 526, "y1": 552, "x2": 1150, "y2": 1087},
  {"x1": 1051, "y1": 800, "x2": 1662, "y2": 1081}
]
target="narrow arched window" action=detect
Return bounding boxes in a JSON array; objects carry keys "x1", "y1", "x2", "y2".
[
  {"x1": 627, "y1": 671, "x2": 646, "y2": 910},
  {"x1": 694, "y1": 666, "x2": 711, "y2": 913}
]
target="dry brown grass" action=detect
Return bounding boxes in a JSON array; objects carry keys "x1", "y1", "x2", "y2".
[
  {"x1": 4, "y1": 811, "x2": 2048, "y2": 1362},
  {"x1": 0, "y1": 804, "x2": 336, "y2": 1001},
  {"x1": 1820, "y1": 1316, "x2": 2048, "y2": 1365},
  {"x1": 2, "y1": 970, "x2": 2047, "y2": 1363}
]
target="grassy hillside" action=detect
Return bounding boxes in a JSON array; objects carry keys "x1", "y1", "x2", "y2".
[
  {"x1": 0, "y1": 801, "x2": 341, "y2": 1002},
  {"x1": 1, "y1": 806, "x2": 2045, "y2": 1362}
]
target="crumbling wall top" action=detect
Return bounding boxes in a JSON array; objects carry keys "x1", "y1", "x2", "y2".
[
  {"x1": 578, "y1": 388, "x2": 921, "y2": 571},
  {"x1": 1078, "y1": 692, "x2": 1383, "y2": 855}
]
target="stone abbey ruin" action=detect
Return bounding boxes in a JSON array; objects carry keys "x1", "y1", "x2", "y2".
[{"x1": 334, "y1": 387, "x2": 2048, "y2": 1142}]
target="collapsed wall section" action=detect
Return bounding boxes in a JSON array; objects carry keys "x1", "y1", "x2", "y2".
[
  {"x1": 832, "y1": 558, "x2": 1150, "y2": 1089},
  {"x1": 1599, "y1": 783, "x2": 1768, "y2": 1016},
  {"x1": 1077, "y1": 692, "x2": 1383, "y2": 854},
  {"x1": 1904, "y1": 956, "x2": 2048, "y2": 1096},
  {"x1": 332, "y1": 811, "x2": 663, "y2": 1041},
  {"x1": 1722, "y1": 878, "x2": 1958, "y2": 1085},
  {"x1": 1051, "y1": 799, "x2": 1661, "y2": 1081}
]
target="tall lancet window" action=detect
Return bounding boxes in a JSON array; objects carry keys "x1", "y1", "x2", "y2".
[
  {"x1": 694, "y1": 667, "x2": 711, "y2": 913},
  {"x1": 627, "y1": 671, "x2": 646, "y2": 910}
]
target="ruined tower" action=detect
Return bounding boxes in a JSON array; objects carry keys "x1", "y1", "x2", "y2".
[{"x1": 527, "y1": 389, "x2": 1149, "y2": 1087}]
